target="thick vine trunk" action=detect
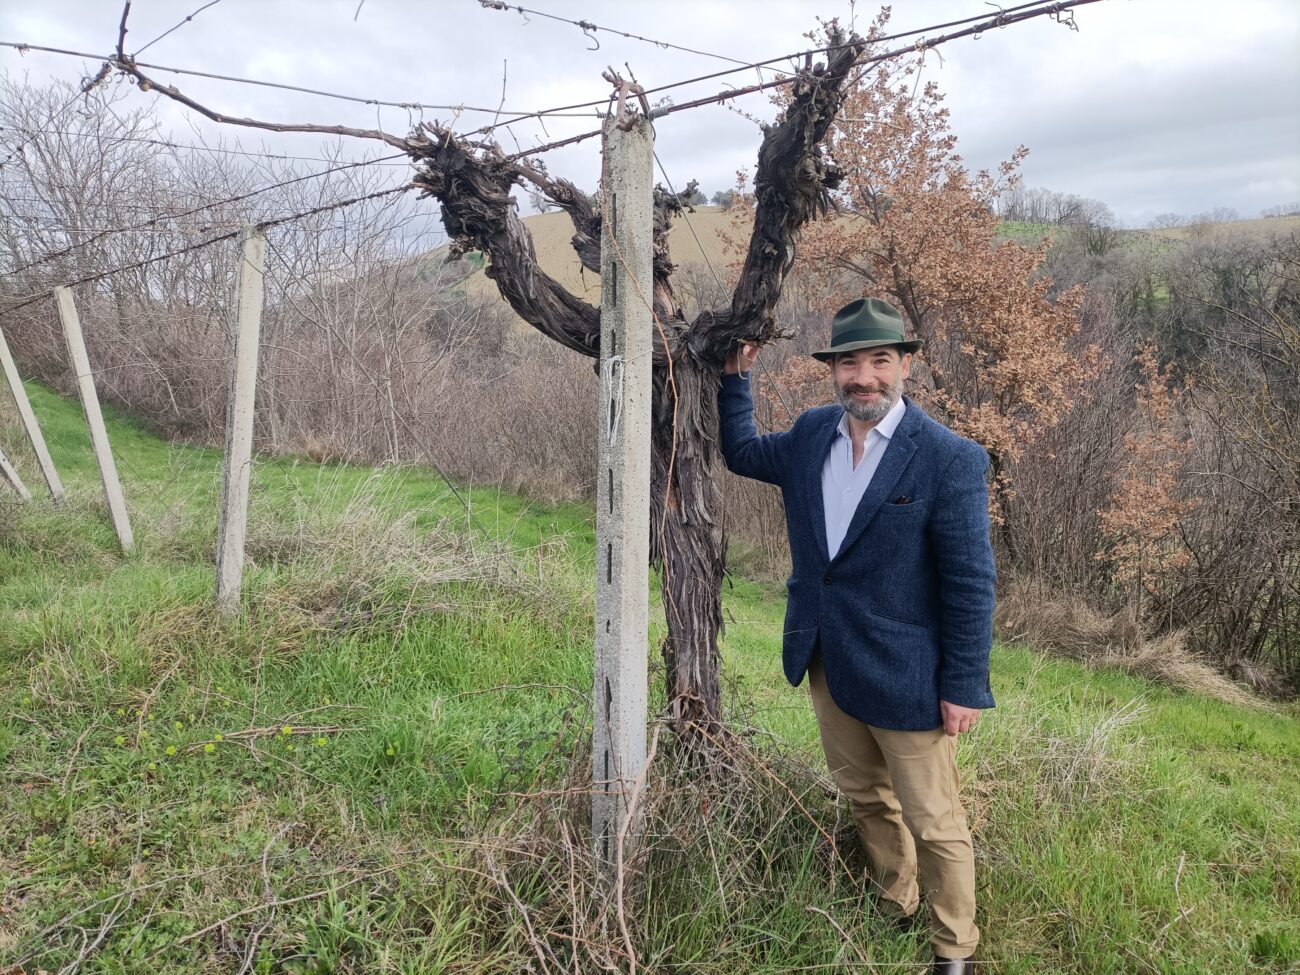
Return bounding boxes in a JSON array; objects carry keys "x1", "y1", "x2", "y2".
[
  {"x1": 650, "y1": 353, "x2": 726, "y2": 737},
  {"x1": 409, "y1": 31, "x2": 866, "y2": 739}
]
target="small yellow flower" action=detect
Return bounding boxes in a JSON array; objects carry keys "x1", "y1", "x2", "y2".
[
  {"x1": 204, "y1": 743, "x2": 216, "y2": 754},
  {"x1": 114, "y1": 735, "x2": 126, "y2": 746},
  {"x1": 147, "y1": 762, "x2": 157, "y2": 772},
  {"x1": 174, "y1": 721, "x2": 184, "y2": 731},
  {"x1": 214, "y1": 733, "x2": 223, "y2": 741},
  {"x1": 286, "y1": 743, "x2": 295, "y2": 753},
  {"x1": 281, "y1": 725, "x2": 292, "y2": 736},
  {"x1": 316, "y1": 737, "x2": 328, "y2": 747},
  {"x1": 165, "y1": 745, "x2": 177, "y2": 756}
]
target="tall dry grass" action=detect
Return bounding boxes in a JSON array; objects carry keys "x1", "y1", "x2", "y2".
[{"x1": 994, "y1": 579, "x2": 1262, "y2": 707}]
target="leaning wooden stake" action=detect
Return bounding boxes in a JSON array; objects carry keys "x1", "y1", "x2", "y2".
[
  {"x1": 0, "y1": 445, "x2": 31, "y2": 500},
  {"x1": 0, "y1": 323, "x2": 65, "y2": 501},
  {"x1": 592, "y1": 115, "x2": 654, "y2": 874},
  {"x1": 214, "y1": 228, "x2": 267, "y2": 615},
  {"x1": 55, "y1": 287, "x2": 133, "y2": 552}
]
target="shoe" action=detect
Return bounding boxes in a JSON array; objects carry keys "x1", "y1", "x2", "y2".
[
  {"x1": 885, "y1": 909, "x2": 921, "y2": 935},
  {"x1": 930, "y1": 957, "x2": 978, "y2": 974},
  {"x1": 872, "y1": 897, "x2": 920, "y2": 935}
]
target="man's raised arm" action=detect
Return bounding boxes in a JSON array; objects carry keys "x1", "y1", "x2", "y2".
[{"x1": 718, "y1": 344, "x2": 795, "y2": 487}]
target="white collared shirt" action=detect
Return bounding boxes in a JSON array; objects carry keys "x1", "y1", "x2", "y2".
[{"x1": 822, "y1": 397, "x2": 906, "y2": 559}]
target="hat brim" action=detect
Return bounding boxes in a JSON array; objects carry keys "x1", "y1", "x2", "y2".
[{"x1": 811, "y1": 337, "x2": 924, "y2": 362}]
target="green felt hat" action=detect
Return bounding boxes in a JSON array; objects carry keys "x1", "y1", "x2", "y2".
[{"x1": 811, "y1": 298, "x2": 923, "y2": 362}]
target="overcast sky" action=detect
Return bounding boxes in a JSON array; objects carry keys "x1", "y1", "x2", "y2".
[{"x1": 3, "y1": 0, "x2": 1297, "y2": 227}]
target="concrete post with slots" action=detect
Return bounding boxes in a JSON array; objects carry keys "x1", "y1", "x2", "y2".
[
  {"x1": 0, "y1": 323, "x2": 65, "y2": 501},
  {"x1": 592, "y1": 115, "x2": 654, "y2": 872},
  {"x1": 55, "y1": 287, "x2": 133, "y2": 552},
  {"x1": 214, "y1": 227, "x2": 267, "y2": 615}
]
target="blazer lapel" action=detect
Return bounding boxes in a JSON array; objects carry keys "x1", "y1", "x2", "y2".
[
  {"x1": 806, "y1": 412, "x2": 840, "y2": 563},
  {"x1": 828, "y1": 400, "x2": 923, "y2": 566}
]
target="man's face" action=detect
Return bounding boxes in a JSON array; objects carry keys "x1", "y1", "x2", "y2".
[{"x1": 832, "y1": 346, "x2": 912, "y2": 423}]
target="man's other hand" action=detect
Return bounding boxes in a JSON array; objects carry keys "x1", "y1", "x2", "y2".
[
  {"x1": 940, "y1": 700, "x2": 981, "y2": 736},
  {"x1": 724, "y1": 342, "x2": 761, "y2": 375}
]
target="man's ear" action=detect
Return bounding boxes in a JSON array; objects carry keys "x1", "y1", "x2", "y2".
[{"x1": 900, "y1": 352, "x2": 913, "y2": 380}]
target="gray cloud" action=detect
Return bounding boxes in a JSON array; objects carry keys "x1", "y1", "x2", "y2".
[{"x1": 3, "y1": 0, "x2": 1297, "y2": 225}]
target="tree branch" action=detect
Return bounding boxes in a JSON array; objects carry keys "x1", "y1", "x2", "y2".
[
  {"x1": 106, "y1": 52, "x2": 602, "y2": 357},
  {"x1": 651, "y1": 180, "x2": 698, "y2": 282},
  {"x1": 111, "y1": 57, "x2": 414, "y2": 151},
  {"x1": 412, "y1": 132, "x2": 601, "y2": 357},
  {"x1": 647, "y1": 181, "x2": 701, "y2": 331},
  {"x1": 116, "y1": 2, "x2": 132, "y2": 58},
  {"x1": 519, "y1": 163, "x2": 602, "y2": 276},
  {"x1": 689, "y1": 28, "x2": 867, "y2": 363}
]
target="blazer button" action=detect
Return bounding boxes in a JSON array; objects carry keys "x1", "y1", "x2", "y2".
[{"x1": 823, "y1": 575, "x2": 832, "y2": 585}]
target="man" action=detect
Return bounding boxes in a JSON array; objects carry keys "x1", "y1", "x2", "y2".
[{"x1": 718, "y1": 297, "x2": 996, "y2": 974}]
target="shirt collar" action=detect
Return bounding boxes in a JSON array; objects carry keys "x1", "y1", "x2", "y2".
[{"x1": 836, "y1": 395, "x2": 907, "y2": 442}]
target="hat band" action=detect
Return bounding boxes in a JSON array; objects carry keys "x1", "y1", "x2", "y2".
[{"x1": 833, "y1": 327, "x2": 905, "y2": 345}]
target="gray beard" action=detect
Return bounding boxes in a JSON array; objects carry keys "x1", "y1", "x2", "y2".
[{"x1": 836, "y1": 384, "x2": 898, "y2": 423}]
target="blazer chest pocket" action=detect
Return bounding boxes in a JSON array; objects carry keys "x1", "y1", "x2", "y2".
[{"x1": 878, "y1": 499, "x2": 928, "y2": 519}]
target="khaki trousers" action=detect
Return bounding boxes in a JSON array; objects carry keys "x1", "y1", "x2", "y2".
[{"x1": 807, "y1": 657, "x2": 979, "y2": 960}]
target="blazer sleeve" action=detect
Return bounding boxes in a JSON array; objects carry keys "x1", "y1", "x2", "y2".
[
  {"x1": 717, "y1": 372, "x2": 796, "y2": 487},
  {"x1": 928, "y1": 439, "x2": 998, "y2": 709}
]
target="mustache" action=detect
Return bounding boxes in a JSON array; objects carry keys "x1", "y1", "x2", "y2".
[{"x1": 841, "y1": 384, "x2": 886, "y2": 395}]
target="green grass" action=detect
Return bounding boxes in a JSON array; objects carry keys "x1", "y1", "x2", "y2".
[
  {"x1": 995, "y1": 221, "x2": 1057, "y2": 245},
  {"x1": 2, "y1": 383, "x2": 1298, "y2": 974}
]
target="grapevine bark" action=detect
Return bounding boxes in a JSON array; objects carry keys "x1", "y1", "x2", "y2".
[{"x1": 412, "y1": 32, "x2": 864, "y2": 737}]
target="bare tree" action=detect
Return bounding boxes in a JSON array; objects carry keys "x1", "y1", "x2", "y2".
[
  {"x1": 1190, "y1": 206, "x2": 1240, "y2": 225},
  {"x1": 1148, "y1": 212, "x2": 1187, "y2": 230},
  {"x1": 0, "y1": 74, "x2": 473, "y2": 457},
  {"x1": 1067, "y1": 197, "x2": 1123, "y2": 256},
  {"x1": 1173, "y1": 231, "x2": 1300, "y2": 683},
  {"x1": 998, "y1": 185, "x2": 1087, "y2": 225},
  {"x1": 1260, "y1": 202, "x2": 1300, "y2": 219}
]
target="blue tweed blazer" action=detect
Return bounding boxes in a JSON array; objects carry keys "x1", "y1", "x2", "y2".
[{"x1": 719, "y1": 373, "x2": 996, "y2": 731}]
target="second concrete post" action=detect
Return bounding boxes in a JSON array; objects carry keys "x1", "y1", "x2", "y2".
[{"x1": 214, "y1": 228, "x2": 267, "y2": 614}]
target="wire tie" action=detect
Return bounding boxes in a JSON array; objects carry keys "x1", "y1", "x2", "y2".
[{"x1": 603, "y1": 354, "x2": 626, "y2": 446}]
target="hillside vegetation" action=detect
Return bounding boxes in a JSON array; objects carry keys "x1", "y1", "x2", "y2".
[
  {"x1": 445, "y1": 206, "x2": 1300, "y2": 330},
  {"x1": 2, "y1": 384, "x2": 1298, "y2": 974}
]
